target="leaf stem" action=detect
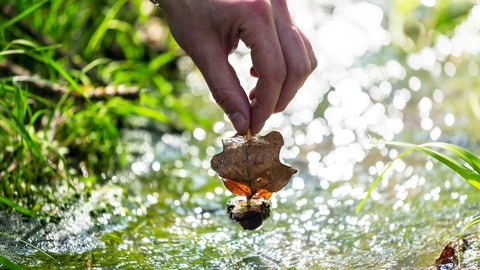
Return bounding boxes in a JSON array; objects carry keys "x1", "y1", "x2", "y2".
[
  {"x1": 246, "y1": 129, "x2": 252, "y2": 142},
  {"x1": 245, "y1": 129, "x2": 253, "y2": 202}
]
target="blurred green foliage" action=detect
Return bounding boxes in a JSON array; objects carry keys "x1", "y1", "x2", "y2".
[{"x1": 390, "y1": 0, "x2": 475, "y2": 51}]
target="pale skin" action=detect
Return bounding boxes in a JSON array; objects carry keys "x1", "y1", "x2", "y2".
[{"x1": 158, "y1": 0, "x2": 317, "y2": 134}]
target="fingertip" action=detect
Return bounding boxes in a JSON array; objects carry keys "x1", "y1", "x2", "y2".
[
  {"x1": 249, "y1": 120, "x2": 265, "y2": 135},
  {"x1": 250, "y1": 125, "x2": 264, "y2": 135},
  {"x1": 228, "y1": 111, "x2": 249, "y2": 135},
  {"x1": 249, "y1": 98, "x2": 269, "y2": 134},
  {"x1": 273, "y1": 103, "x2": 287, "y2": 113}
]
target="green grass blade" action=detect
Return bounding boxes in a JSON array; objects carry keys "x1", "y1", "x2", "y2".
[
  {"x1": 0, "y1": 196, "x2": 37, "y2": 217},
  {"x1": 14, "y1": 87, "x2": 26, "y2": 126},
  {"x1": 460, "y1": 215, "x2": 480, "y2": 237},
  {"x1": 357, "y1": 141, "x2": 480, "y2": 212},
  {"x1": 43, "y1": 56, "x2": 81, "y2": 91},
  {"x1": 84, "y1": 0, "x2": 128, "y2": 57},
  {"x1": 7, "y1": 39, "x2": 39, "y2": 49},
  {"x1": 0, "y1": 49, "x2": 26, "y2": 56},
  {"x1": 382, "y1": 141, "x2": 480, "y2": 189},
  {"x1": 422, "y1": 142, "x2": 480, "y2": 175},
  {"x1": 148, "y1": 51, "x2": 175, "y2": 72},
  {"x1": 1, "y1": 39, "x2": 61, "y2": 55},
  {"x1": 29, "y1": 109, "x2": 49, "y2": 126},
  {"x1": 356, "y1": 148, "x2": 414, "y2": 212},
  {"x1": 0, "y1": 232, "x2": 57, "y2": 263},
  {"x1": 81, "y1": 58, "x2": 112, "y2": 74},
  {"x1": 0, "y1": 255, "x2": 22, "y2": 270},
  {"x1": 0, "y1": 0, "x2": 49, "y2": 31}
]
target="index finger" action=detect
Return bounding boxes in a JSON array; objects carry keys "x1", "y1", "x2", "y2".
[{"x1": 239, "y1": 1, "x2": 286, "y2": 134}]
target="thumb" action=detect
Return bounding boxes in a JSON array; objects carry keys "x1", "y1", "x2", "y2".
[{"x1": 191, "y1": 45, "x2": 251, "y2": 135}]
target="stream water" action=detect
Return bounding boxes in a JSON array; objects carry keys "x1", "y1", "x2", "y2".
[{"x1": 1, "y1": 0, "x2": 480, "y2": 269}]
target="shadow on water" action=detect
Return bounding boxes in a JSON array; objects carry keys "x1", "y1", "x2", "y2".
[{"x1": 2, "y1": 0, "x2": 480, "y2": 269}]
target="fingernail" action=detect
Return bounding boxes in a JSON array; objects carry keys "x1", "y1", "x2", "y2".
[{"x1": 228, "y1": 112, "x2": 247, "y2": 134}]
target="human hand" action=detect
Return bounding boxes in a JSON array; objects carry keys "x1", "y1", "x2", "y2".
[{"x1": 158, "y1": 0, "x2": 317, "y2": 134}]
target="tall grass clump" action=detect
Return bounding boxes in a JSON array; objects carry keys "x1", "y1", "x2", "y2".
[
  {"x1": 0, "y1": 0, "x2": 219, "y2": 211},
  {"x1": 0, "y1": 84, "x2": 68, "y2": 203}
]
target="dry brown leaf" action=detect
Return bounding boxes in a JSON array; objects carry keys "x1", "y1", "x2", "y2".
[
  {"x1": 434, "y1": 244, "x2": 456, "y2": 265},
  {"x1": 211, "y1": 131, "x2": 297, "y2": 199}
]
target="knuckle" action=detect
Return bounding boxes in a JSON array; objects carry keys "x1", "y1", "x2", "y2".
[
  {"x1": 291, "y1": 60, "x2": 312, "y2": 81},
  {"x1": 244, "y1": 0, "x2": 273, "y2": 24},
  {"x1": 252, "y1": 97, "x2": 272, "y2": 115},
  {"x1": 273, "y1": 63, "x2": 287, "y2": 84},
  {"x1": 248, "y1": 0, "x2": 271, "y2": 13}
]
